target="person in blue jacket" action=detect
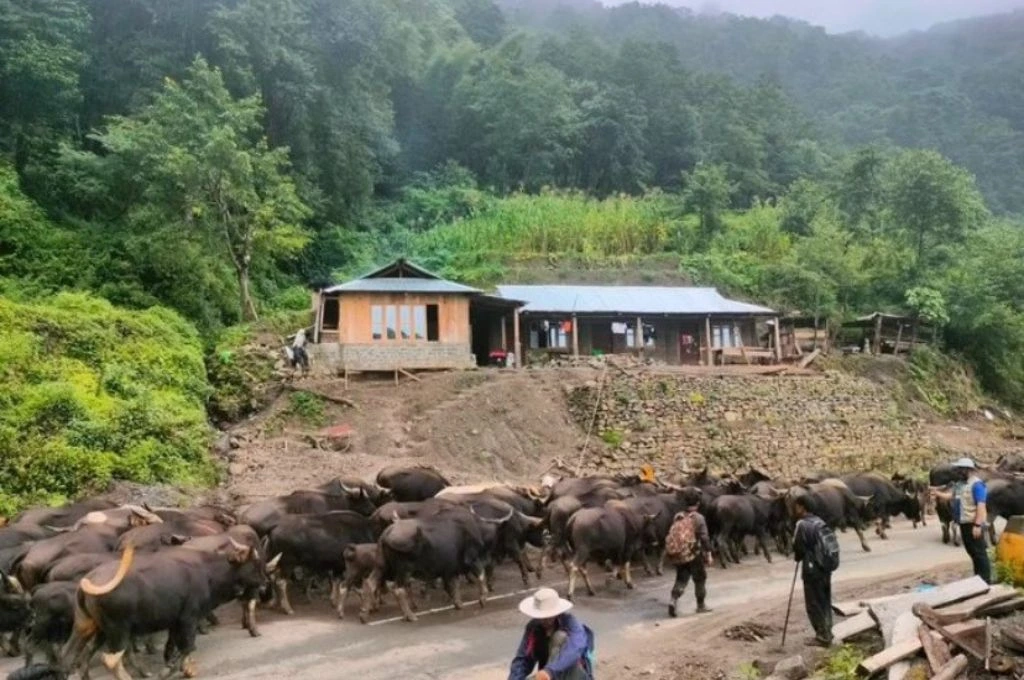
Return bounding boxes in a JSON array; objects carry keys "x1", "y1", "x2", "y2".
[
  {"x1": 932, "y1": 457, "x2": 991, "y2": 583},
  {"x1": 508, "y1": 588, "x2": 594, "y2": 680}
]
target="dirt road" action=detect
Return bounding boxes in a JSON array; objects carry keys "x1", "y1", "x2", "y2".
[{"x1": 0, "y1": 521, "x2": 969, "y2": 680}]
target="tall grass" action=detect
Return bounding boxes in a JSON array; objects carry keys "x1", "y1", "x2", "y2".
[{"x1": 415, "y1": 190, "x2": 681, "y2": 261}]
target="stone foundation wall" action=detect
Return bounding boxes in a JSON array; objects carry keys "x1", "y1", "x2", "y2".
[
  {"x1": 306, "y1": 342, "x2": 475, "y2": 374},
  {"x1": 567, "y1": 371, "x2": 937, "y2": 479}
]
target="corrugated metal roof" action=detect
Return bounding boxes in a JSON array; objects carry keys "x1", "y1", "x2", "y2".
[
  {"x1": 495, "y1": 285, "x2": 775, "y2": 316},
  {"x1": 324, "y1": 278, "x2": 481, "y2": 294}
]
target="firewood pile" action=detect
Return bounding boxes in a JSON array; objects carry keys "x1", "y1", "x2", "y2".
[{"x1": 830, "y1": 576, "x2": 1024, "y2": 678}]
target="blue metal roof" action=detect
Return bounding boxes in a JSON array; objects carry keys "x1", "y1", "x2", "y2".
[
  {"x1": 495, "y1": 285, "x2": 775, "y2": 316},
  {"x1": 324, "y1": 278, "x2": 481, "y2": 295}
]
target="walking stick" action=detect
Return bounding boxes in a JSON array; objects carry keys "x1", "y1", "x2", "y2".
[{"x1": 780, "y1": 560, "x2": 801, "y2": 650}]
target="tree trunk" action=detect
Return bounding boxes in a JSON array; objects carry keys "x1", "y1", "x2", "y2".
[{"x1": 238, "y1": 266, "x2": 258, "y2": 322}]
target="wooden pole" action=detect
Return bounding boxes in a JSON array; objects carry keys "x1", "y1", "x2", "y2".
[
  {"x1": 501, "y1": 315, "x2": 507, "y2": 351},
  {"x1": 704, "y1": 315, "x2": 713, "y2": 366},
  {"x1": 513, "y1": 308, "x2": 522, "y2": 369},
  {"x1": 313, "y1": 290, "x2": 324, "y2": 344},
  {"x1": 571, "y1": 314, "x2": 580, "y2": 359},
  {"x1": 636, "y1": 316, "x2": 643, "y2": 357},
  {"x1": 895, "y1": 322, "x2": 904, "y2": 355},
  {"x1": 773, "y1": 316, "x2": 782, "y2": 363},
  {"x1": 874, "y1": 314, "x2": 883, "y2": 355}
]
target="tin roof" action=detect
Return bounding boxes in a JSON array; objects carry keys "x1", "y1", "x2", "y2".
[
  {"x1": 324, "y1": 278, "x2": 481, "y2": 295},
  {"x1": 495, "y1": 285, "x2": 774, "y2": 316}
]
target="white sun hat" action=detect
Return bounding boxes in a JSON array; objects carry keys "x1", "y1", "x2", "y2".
[
  {"x1": 952, "y1": 457, "x2": 977, "y2": 469},
  {"x1": 518, "y1": 587, "x2": 573, "y2": 619}
]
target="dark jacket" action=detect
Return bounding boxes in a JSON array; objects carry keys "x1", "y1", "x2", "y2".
[
  {"x1": 793, "y1": 513, "x2": 827, "y2": 578},
  {"x1": 508, "y1": 613, "x2": 593, "y2": 680}
]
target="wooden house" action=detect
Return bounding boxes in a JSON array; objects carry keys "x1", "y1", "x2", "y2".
[
  {"x1": 495, "y1": 285, "x2": 778, "y2": 366},
  {"x1": 312, "y1": 259, "x2": 520, "y2": 374}
]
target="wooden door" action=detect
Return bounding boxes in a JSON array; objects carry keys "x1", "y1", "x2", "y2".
[{"x1": 679, "y1": 325, "x2": 701, "y2": 365}]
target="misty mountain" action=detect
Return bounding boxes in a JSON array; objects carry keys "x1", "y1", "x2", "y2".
[{"x1": 496, "y1": 0, "x2": 1024, "y2": 212}]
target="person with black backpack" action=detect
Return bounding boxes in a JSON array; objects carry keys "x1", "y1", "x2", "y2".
[{"x1": 791, "y1": 494, "x2": 840, "y2": 647}]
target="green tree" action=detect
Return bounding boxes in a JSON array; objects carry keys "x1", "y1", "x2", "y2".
[
  {"x1": 571, "y1": 81, "x2": 651, "y2": 195},
  {"x1": 683, "y1": 162, "x2": 734, "y2": 241},
  {"x1": 882, "y1": 150, "x2": 989, "y2": 272},
  {"x1": 451, "y1": 39, "x2": 581, "y2": 190},
  {"x1": 0, "y1": 0, "x2": 88, "y2": 173},
  {"x1": 80, "y1": 57, "x2": 310, "y2": 321}
]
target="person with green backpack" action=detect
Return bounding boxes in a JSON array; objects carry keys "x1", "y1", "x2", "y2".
[{"x1": 792, "y1": 494, "x2": 840, "y2": 647}]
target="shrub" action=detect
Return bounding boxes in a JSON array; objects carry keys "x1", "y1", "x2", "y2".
[
  {"x1": 286, "y1": 391, "x2": 326, "y2": 425},
  {"x1": 0, "y1": 293, "x2": 215, "y2": 511}
]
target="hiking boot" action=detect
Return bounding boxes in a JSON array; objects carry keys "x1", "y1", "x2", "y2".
[
  {"x1": 696, "y1": 605, "x2": 712, "y2": 614},
  {"x1": 804, "y1": 636, "x2": 833, "y2": 648},
  {"x1": 668, "y1": 600, "x2": 678, "y2": 618}
]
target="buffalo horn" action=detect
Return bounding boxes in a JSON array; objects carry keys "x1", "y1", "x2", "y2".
[{"x1": 469, "y1": 505, "x2": 514, "y2": 524}]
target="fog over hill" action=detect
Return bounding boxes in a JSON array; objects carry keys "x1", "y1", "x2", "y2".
[{"x1": 600, "y1": 0, "x2": 1024, "y2": 35}]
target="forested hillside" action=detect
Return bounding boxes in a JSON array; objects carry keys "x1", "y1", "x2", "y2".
[{"x1": 2, "y1": 0, "x2": 1024, "y2": 422}]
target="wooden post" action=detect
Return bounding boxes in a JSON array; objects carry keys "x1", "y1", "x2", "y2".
[
  {"x1": 501, "y1": 315, "x2": 508, "y2": 351},
  {"x1": 772, "y1": 316, "x2": 782, "y2": 363},
  {"x1": 704, "y1": 315, "x2": 713, "y2": 366},
  {"x1": 313, "y1": 290, "x2": 324, "y2": 344},
  {"x1": 813, "y1": 315, "x2": 819, "y2": 350},
  {"x1": 513, "y1": 308, "x2": 522, "y2": 369},
  {"x1": 873, "y1": 314, "x2": 883, "y2": 355},
  {"x1": 636, "y1": 316, "x2": 643, "y2": 357},
  {"x1": 571, "y1": 314, "x2": 580, "y2": 359},
  {"x1": 895, "y1": 323, "x2": 904, "y2": 355}
]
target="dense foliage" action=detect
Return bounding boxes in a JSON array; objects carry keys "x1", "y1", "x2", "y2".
[
  {"x1": 1, "y1": 0, "x2": 1024, "y2": 413},
  {"x1": 0, "y1": 293, "x2": 214, "y2": 514}
]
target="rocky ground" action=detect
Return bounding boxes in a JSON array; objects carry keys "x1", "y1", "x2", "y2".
[{"x1": 213, "y1": 365, "x2": 1020, "y2": 507}]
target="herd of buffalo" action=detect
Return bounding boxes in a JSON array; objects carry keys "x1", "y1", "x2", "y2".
[{"x1": 4, "y1": 456, "x2": 1024, "y2": 679}]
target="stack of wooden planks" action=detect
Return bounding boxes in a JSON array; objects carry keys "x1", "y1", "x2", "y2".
[{"x1": 829, "y1": 576, "x2": 1024, "y2": 678}]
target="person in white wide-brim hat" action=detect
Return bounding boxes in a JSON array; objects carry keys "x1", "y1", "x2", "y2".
[
  {"x1": 931, "y1": 456, "x2": 992, "y2": 583},
  {"x1": 508, "y1": 588, "x2": 594, "y2": 680}
]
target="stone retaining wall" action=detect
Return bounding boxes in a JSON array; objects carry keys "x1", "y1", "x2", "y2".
[
  {"x1": 306, "y1": 342, "x2": 474, "y2": 374},
  {"x1": 567, "y1": 371, "x2": 937, "y2": 479}
]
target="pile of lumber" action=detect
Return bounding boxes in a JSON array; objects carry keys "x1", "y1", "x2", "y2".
[{"x1": 830, "y1": 576, "x2": 1024, "y2": 678}]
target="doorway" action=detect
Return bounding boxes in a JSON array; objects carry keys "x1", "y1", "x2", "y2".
[{"x1": 679, "y1": 325, "x2": 702, "y2": 365}]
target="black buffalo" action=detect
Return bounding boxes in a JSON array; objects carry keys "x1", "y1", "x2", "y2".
[
  {"x1": 11, "y1": 500, "x2": 118, "y2": 530},
  {"x1": 706, "y1": 493, "x2": 785, "y2": 568},
  {"x1": 239, "y1": 489, "x2": 378, "y2": 536},
  {"x1": 267, "y1": 511, "x2": 375, "y2": 617},
  {"x1": 14, "y1": 527, "x2": 123, "y2": 591},
  {"x1": 375, "y1": 466, "x2": 450, "y2": 502},
  {"x1": 62, "y1": 540, "x2": 273, "y2": 678},
  {"x1": 24, "y1": 581, "x2": 77, "y2": 667},
  {"x1": 786, "y1": 483, "x2": 873, "y2": 552},
  {"x1": 370, "y1": 506, "x2": 490, "y2": 623},
  {"x1": 563, "y1": 501, "x2": 658, "y2": 600},
  {"x1": 434, "y1": 493, "x2": 544, "y2": 586},
  {"x1": 842, "y1": 472, "x2": 922, "y2": 538}
]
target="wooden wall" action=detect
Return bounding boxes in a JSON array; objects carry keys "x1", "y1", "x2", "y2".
[{"x1": 335, "y1": 292, "x2": 470, "y2": 344}]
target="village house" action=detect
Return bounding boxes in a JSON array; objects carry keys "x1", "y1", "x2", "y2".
[
  {"x1": 309, "y1": 259, "x2": 780, "y2": 375},
  {"x1": 496, "y1": 284, "x2": 778, "y2": 366}
]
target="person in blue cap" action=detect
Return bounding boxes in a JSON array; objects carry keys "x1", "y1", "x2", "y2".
[{"x1": 932, "y1": 457, "x2": 991, "y2": 583}]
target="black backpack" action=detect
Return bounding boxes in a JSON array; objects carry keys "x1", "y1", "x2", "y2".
[{"x1": 806, "y1": 517, "x2": 840, "y2": 573}]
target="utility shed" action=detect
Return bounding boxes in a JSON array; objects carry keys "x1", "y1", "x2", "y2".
[
  {"x1": 496, "y1": 285, "x2": 777, "y2": 366},
  {"x1": 313, "y1": 259, "x2": 519, "y2": 373}
]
